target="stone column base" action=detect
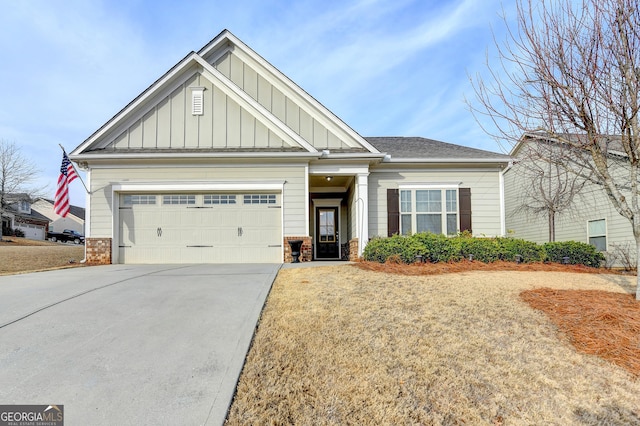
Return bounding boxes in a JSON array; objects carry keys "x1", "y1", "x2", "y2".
[
  {"x1": 86, "y1": 238, "x2": 112, "y2": 265},
  {"x1": 283, "y1": 236, "x2": 313, "y2": 262},
  {"x1": 349, "y1": 238, "x2": 359, "y2": 261}
]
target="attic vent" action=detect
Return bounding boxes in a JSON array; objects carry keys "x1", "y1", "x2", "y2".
[{"x1": 190, "y1": 87, "x2": 205, "y2": 116}]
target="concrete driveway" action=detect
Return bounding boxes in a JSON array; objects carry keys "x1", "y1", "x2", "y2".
[{"x1": 0, "y1": 264, "x2": 280, "y2": 425}]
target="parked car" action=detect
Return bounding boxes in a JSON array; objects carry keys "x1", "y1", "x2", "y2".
[{"x1": 47, "y1": 229, "x2": 85, "y2": 244}]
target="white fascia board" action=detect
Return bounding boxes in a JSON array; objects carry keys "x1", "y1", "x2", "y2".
[
  {"x1": 194, "y1": 56, "x2": 318, "y2": 153},
  {"x1": 214, "y1": 33, "x2": 379, "y2": 154},
  {"x1": 319, "y1": 152, "x2": 386, "y2": 159},
  {"x1": 70, "y1": 151, "x2": 321, "y2": 162},
  {"x1": 309, "y1": 164, "x2": 370, "y2": 175},
  {"x1": 112, "y1": 181, "x2": 285, "y2": 193},
  {"x1": 71, "y1": 52, "x2": 202, "y2": 156},
  {"x1": 387, "y1": 157, "x2": 511, "y2": 164}
]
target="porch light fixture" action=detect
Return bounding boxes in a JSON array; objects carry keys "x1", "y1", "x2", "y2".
[{"x1": 325, "y1": 176, "x2": 333, "y2": 182}]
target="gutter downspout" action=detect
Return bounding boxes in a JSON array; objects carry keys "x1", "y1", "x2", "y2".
[{"x1": 499, "y1": 161, "x2": 514, "y2": 236}]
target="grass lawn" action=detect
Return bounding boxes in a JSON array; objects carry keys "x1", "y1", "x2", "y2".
[
  {"x1": 0, "y1": 237, "x2": 85, "y2": 275},
  {"x1": 226, "y1": 264, "x2": 640, "y2": 425}
]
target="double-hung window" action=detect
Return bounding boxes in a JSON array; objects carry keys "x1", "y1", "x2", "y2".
[
  {"x1": 588, "y1": 219, "x2": 607, "y2": 251},
  {"x1": 400, "y1": 188, "x2": 458, "y2": 236}
]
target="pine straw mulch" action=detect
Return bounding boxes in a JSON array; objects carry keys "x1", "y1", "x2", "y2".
[
  {"x1": 355, "y1": 259, "x2": 628, "y2": 276},
  {"x1": 356, "y1": 260, "x2": 640, "y2": 377},
  {"x1": 521, "y1": 288, "x2": 640, "y2": 377}
]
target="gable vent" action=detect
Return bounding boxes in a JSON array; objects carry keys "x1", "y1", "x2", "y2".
[{"x1": 190, "y1": 87, "x2": 205, "y2": 116}]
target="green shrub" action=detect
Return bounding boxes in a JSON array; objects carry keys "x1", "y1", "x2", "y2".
[
  {"x1": 362, "y1": 235, "x2": 425, "y2": 263},
  {"x1": 542, "y1": 241, "x2": 605, "y2": 267},
  {"x1": 411, "y1": 232, "x2": 461, "y2": 263},
  {"x1": 457, "y1": 237, "x2": 501, "y2": 263},
  {"x1": 496, "y1": 237, "x2": 546, "y2": 263},
  {"x1": 363, "y1": 234, "x2": 604, "y2": 268}
]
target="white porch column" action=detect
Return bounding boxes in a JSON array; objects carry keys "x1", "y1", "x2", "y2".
[{"x1": 356, "y1": 173, "x2": 369, "y2": 256}]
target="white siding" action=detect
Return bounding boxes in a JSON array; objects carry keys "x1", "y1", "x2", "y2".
[
  {"x1": 368, "y1": 167, "x2": 504, "y2": 238},
  {"x1": 89, "y1": 164, "x2": 307, "y2": 239}
]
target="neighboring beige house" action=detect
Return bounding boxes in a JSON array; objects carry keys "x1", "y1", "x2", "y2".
[
  {"x1": 70, "y1": 30, "x2": 511, "y2": 264},
  {"x1": 504, "y1": 133, "x2": 636, "y2": 265},
  {"x1": 31, "y1": 198, "x2": 85, "y2": 235}
]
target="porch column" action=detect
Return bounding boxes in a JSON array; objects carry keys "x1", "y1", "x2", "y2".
[{"x1": 356, "y1": 173, "x2": 369, "y2": 257}]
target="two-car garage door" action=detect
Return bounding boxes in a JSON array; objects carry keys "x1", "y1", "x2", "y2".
[{"x1": 118, "y1": 193, "x2": 282, "y2": 263}]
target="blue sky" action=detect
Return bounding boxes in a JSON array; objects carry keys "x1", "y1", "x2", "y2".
[{"x1": 0, "y1": 0, "x2": 514, "y2": 207}]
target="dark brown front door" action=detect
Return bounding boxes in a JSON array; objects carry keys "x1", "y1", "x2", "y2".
[{"x1": 316, "y1": 207, "x2": 339, "y2": 259}]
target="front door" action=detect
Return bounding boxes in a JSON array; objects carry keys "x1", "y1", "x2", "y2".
[{"x1": 316, "y1": 207, "x2": 339, "y2": 259}]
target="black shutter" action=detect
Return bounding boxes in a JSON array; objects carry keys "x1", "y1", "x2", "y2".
[
  {"x1": 459, "y1": 188, "x2": 472, "y2": 234},
  {"x1": 387, "y1": 188, "x2": 399, "y2": 236}
]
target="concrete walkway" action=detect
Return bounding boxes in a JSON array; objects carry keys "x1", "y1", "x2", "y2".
[{"x1": 0, "y1": 264, "x2": 280, "y2": 425}]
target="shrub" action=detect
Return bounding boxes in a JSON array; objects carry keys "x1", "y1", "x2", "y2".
[
  {"x1": 496, "y1": 237, "x2": 546, "y2": 263},
  {"x1": 362, "y1": 235, "x2": 425, "y2": 263},
  {"x1": 542, "y1": 241, "x2": 605, "y2": 267},
  {"x1": 412, "y1": 232, "x2": 461, "y2": 263},
  {"x1": 12, "y1": 228, "x2": 25, "y2": 238},
  {"x1": 457, "y1": 237, "x2": 501, "y2": 263}
]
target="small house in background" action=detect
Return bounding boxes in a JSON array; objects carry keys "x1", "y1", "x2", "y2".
[
  {"x1": 1, "y1": 194, "x2": 50, "y2": 240},
  {"x1": 31, "y1": 198, "x2": 85, "y2": 236}
]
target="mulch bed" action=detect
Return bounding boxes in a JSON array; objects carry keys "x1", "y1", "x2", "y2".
[
  {"x1": 521, "y1": 288, "x2": 640, "y2": 377},
  {"x1": 355, "y1": 259, "x2": 623, "y2": 275}
]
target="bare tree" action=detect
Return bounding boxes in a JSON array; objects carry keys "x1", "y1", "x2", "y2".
[
  {"x1": 512, "y1": 138, "x2": 586, "y2": 242},
  {"x1": 0, "y1": 140, "x2": 41, "y2": 240},
  {"x1": 470, "y1": 0, "x2": 640, "y2": 299}
]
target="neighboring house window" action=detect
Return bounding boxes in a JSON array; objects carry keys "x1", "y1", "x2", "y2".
[
  {"x1": 163, "y1": 195, "x2": 196, "y2": 205},
  {"x1": 204, "y1": 195, "x2": 236, "y2": 205},
  {"x1": 123, "y1": 195, "x2": 156, "y2": 205},
  {"x1": 400, "y1": 189, "x2": 458, "y2": 236},
  {"x1": 588, "y1": 219, "x2": 607, "y2": 251},
  {"x1": 19, "y1": 201, "x2": 30, "y2": 213}
]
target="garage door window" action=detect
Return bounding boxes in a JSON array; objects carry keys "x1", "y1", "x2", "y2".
[
  {"x1": 163, "y1": 195, "x2": 196, "y2": 205},
  {"x1": 244, "y1": 194, "x2": 276, "y2": 204},
  {"x1": 123, "y1": 195, "x2": 156, "y2": 205},
  {"x1": 204, "y1": 194, "x2": 236, "y2": 205}
]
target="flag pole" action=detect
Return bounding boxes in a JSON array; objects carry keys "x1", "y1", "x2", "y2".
[{"x1": 58, "y1": 144, "x2": 90, "y2": 194}]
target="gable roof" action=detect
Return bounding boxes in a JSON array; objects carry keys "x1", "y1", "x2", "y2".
[
  {"x1": 36, "y1": 198, "x2": 85, "y2": 220},
  {"x1": 71, "y1": 30, "x2": 379, "y2": 160},
  {"x1": 366, "y1": 137, "x2": 511, "y2": 163},
  {"x1": 513, "y1": 132, "x2": 629, "y2": 159}
]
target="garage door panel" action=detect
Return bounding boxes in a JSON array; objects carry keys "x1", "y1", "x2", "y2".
[{"x1": 118, "y1": 192, "x2": 282, "y2": 263}]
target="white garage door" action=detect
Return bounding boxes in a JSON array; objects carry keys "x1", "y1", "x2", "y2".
[
  {"x1": 118, "y1": 193, "x2": 282, "y2": 263},
  {"x1": 16, "y1": 223, "x2": 45, "y2": 240}
]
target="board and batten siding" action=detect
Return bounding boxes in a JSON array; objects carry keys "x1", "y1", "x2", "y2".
[
  {"x1": 212, "y1": 51, "x2": 359, "y2": 151},
  {"x1": 88, "y1": 165, "x2": 307, "y2": 238},
  {"x1": 105, "y1": 73, "x2": 293, "y2": 151},
  {"x1": 504, "y1": 166, "x2": 635, "y2": 250},
  {"x1": 368, "y1": 168, "x2": 504, "y2": 238}
]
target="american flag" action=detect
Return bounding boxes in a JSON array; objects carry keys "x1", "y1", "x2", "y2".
[{"x1": 53, "y1": 152, "x2": 79, "y2": 217}]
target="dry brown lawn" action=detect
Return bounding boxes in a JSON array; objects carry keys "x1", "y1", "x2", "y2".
[
  {"x1": 0, "y1": 237, "x2": 85, "y2": 275},
  {"x1": 226, "y1": 264, "x2": 640, "y2": 425}
]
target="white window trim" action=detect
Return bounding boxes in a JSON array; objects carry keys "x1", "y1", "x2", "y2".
[
  {"x1": 400, "y1": 188, "x2": 460, "y2": 236},
  {"x1": 587, "y1": 218, "x2": 607, "y2": 251}
]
